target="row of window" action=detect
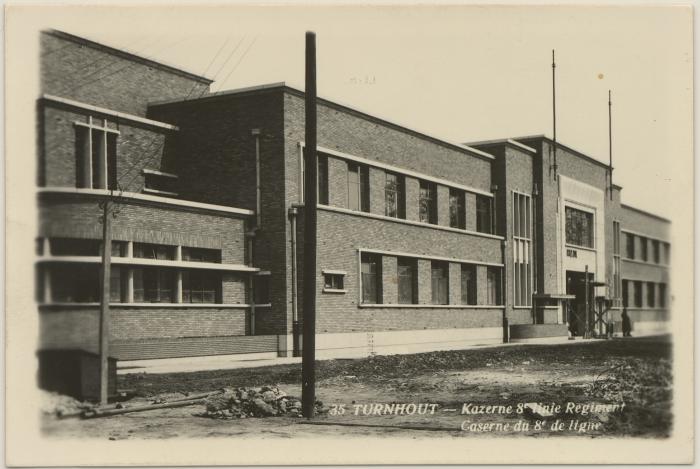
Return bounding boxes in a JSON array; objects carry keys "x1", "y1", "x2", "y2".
[
  {"x1": 310, "y1": 152, "x2": 495, "y2": 234},
  {"x1": 625, "y1": 233, "x2": 670, "y2": 264},
  {"x1": 357, "y1": 253, "x2": 502, "y2": 306},
  {"x1": 37, "y1": 237, "x2": 222, "y2": 263},
  {"x1": 621, "y1": 280, "x2": 667, "y2": 309},
  {"x1": 38, "y1": 264, "x2": 270, "y2": 305}
]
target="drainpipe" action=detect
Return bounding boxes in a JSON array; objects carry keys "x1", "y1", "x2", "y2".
[
  {"x1": 532, "y1": 182, "x2": 539, "y2": 324},
  {"x1": 247, "y1": 230, "x2": 256, "y2": 336},
  {"x1": 251, "y1": 129, "x2": 262, "y2": 229},
  {"x1": 289, "y1": 206, "x2": 300, "y2": 356}
]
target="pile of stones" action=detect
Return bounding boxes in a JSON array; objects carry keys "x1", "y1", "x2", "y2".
[{"x1": 201, "y1": 386, "x2": 324, "y2": 419}]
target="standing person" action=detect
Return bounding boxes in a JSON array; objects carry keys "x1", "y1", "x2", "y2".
[{"x1": 621, "y1": 308, "x2": 632, "y2": 337}]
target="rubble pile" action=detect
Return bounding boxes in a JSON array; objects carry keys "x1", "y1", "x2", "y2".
[{"x1": 200, "y1": 386, "x2": 324, "y2": 419}]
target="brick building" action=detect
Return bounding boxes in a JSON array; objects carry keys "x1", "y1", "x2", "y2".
[{"x1": 37, "y1": 30, "x2": 671, "y2": 365}]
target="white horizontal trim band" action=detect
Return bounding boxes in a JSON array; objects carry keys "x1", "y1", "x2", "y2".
[
  {"x1": 322, "y1": 289, "x2": 347, "y2": 294},
  {"x1": 142, "y1": 168, "x2": 178, "y2": 178},
  {"x1": 621, "y1": 258, "x2": 669, "y2": 267},
  {"x1": 322, "y1": 269, "x2": 347, "y2": 275},
  {"x1": 38, "y1": 187, "x2": 255, "y2": 216},
  {"x1": 301, "y1": 142, "x2": 494, "y2": 197},
  {"x1": 39, "y1": 302, "x2": 269, "y2": 308},
  {"x1": 37, "y1": 255, "x2": 259, "y2": 272},
  {"x1": 319, "y1": 204, "x2": 504, "y2": 241},
  {"x1": 358, "y1": 247, "x2": 504, "y2": 267},
  {"x1": 142, "y1": 188, "x2": 178, "y2": 197},
  {"x1": 359, "y1": 304, "x2": 505, "y2": 309},
  {"x1": 43, "y1": 94, "x2": 179, "y2": 131}
]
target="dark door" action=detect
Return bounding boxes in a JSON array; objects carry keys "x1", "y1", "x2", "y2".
[{"x1": 566, "y1": 270, "x2": 595, "y2": 337}]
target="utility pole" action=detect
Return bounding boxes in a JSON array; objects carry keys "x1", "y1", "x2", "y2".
[
  {"x1": 301, "y1": 31, "x2": 318, "y2": 419},
  {"x1": 99, "y1": 198, "x2": 112, "y2": 405},
  {"x1": 584, "y1": 264, "x2": 590, "y2": 339}
]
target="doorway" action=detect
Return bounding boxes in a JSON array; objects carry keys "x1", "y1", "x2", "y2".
[{"x1": 565, "y1": 270, "x2": 595, "y2": 337}]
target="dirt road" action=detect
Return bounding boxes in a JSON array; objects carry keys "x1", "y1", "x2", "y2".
[{"x1": 42, "y1": 336, "x2": 672, "y2": 439}]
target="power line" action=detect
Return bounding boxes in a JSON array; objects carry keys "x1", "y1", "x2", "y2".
[
  {"x1": 184, "y1": 35, "x2": 232, "y2": 99},
  {"x1": 213, "y1": 36, "x2": 258, "y2": 93}
]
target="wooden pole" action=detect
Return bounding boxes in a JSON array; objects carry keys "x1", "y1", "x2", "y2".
[
  {"x1": 301, "y1": 31, "x2": 318, "y2": 419},
  {"x1": 584, "y1": 264, "x2": 589, "y2": 339},
  {"x1": 99, "y1": 198, "x2": 112, "y2": 405}
]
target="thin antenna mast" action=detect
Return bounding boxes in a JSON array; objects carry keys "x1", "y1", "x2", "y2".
[
  {"x1": 608, "y1": 90, "x2": 613, "y2": 200},
  {"x1": 552, "y1": 49, "x2": 558, "y2": 178}
]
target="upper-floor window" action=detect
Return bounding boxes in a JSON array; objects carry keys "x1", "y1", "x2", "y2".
[
  {"x1": 419, "y1": 180, "x2": 437, "y2": 224},
  {"x1": 626, "y1": 233, "x2": 635, "y2": 259},
  {"x1": 182, "y1": 247, "x2": 221, "y2": 263},
  {"x1": 75, "y1": 117, "x2": 118, "y2": 190},
  {"x1": 431, "y1": 261, "x2": 449, "y2": 305},
  {"x1": 143, "y1": 169, "x2": 178, "y2": 196},
  {"x1": 639, "y1": 237, "x2": 648, "y2": 262},
  {"x1": 348, "y1": 163, "x2": 369, "y2": 212},
  {"x1": 385, "y1": 172, "x2": 405, "y2": 219},
  {"x1": 613, "y1": 221, "x2": 621, "y2": 255},
  {"x1": 318, "y1": 155, "x2": 329, "y2": 205},
  {"x1": 476, "y1": 195, "x2": 494, "y2": 234},
  {"x1": 652, "y1": 240, "x2": 660, "y2": 264},
  {"x1": 449, "y1": 189, "x2": 466, "y2": 229},
  {"x1": 133, "y1": 242, "x2": 176, "y2": 260},
  {"x1": 565, "y1": 206, "x2": 594, "y2": 248}
]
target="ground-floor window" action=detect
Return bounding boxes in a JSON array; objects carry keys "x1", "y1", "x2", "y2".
[
  {"x1": 134, "y1": 267, "x2": 175, "y2": 303},
  {"x1": 431, "y1": 261, "x2": 449, "y2": 305},
  {"x1": 397, "y1": 258, "x2": 417, "y2": 304},
  {"x1": 182, "y1": 270, "x2": 220, "y2": 303},
  {"x1": 646, "y1": 281, "x2": 656, "y2": 308},
  {"x1": 361, "y1": 253, "x2": 382, "y2": 304},
  {"x1": 486, "y1": 267, "x2": 502, "y2": 305},
  {"x1": 50, "y1": 264, "x2": 100, "y2": 302},
  {"x1": 659, "y1": 283, "x2": 667, "y2": 308},
  {"x1": 633, "y1": 280, "x2": 643, "y2": 307},
  {"x1": 460, "y1": 264, "x2": 476, "y2": 305}
]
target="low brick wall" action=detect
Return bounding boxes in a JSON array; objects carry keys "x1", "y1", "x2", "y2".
[{"x1": 509, "y1": 323, "x2": 568, "y2": 339}]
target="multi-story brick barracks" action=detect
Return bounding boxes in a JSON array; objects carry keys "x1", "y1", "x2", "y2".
[{"x1": 37, "y1": 30, "x2": 671, "y2": 368}]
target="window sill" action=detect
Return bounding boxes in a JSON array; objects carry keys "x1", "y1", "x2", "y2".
[
  {"x1": 565, "y1": 244, "x2": 596, "y2": 253},
  {"x1": 358, "y1": 304, "x2": 505, "y2": 309},
  {"x1": 143, "y1": 188, "x2": 179, "y2": 197},
  {"x1": 323, "y1": 288, "x2": 347, "y2": 294}
]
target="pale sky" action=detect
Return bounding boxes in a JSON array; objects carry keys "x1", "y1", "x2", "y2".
[{"x1": 26, "y1": 5, "x2": 694, "y2": 218}]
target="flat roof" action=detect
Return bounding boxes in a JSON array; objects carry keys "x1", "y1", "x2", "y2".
[
  {"x1": 44, "y1": 29, "x2": 214, "y2": 84},
  {"x1": 465, "y1": 137, "x2": 538, "y2": 154},
  {"x1": 150, "y1": 82, "x2": 495, "y2": 162},
  {"x1": 511, "y1": 134, "x2": 614, "y2": 171},
  {"x1": 621, "y1": 204, "x2": 671, "y2": 223}
]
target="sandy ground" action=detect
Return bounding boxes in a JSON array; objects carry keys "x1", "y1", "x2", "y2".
[{"x1": 41, "y1": 336, "x2": 672, "y2": 439}]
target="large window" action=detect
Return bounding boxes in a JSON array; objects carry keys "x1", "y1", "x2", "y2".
[
  {"x1": 361, "y1": 253, "x2": 381, "y2": 304},
  {"x1": 431, "y1": 261, "x2": 448, "y2": 305},
  {"x1": 134, "y1": 242, "x2": 176, "y2": 260},
  {"x1": 646, "y1": 282, "x2": 656, "y2": 308},
  {"x1": 397, "y1": 257, "x2": 417, "y2": 304},
  {"x1": 659, "y1": 283, "x2": 667, "y2": 308},
  {"x1": 626, "y1": 233, "x2": 635, "y2": 259},
  {"x1": 460, "y1": 264, "x2": 476, "y2": 305},
  {"x1": 476, "y1": 195, "x2": 493, "y2": 234},
  {"x1": 133, "y1": 267, "x2": 175, "y2": 303},
  {"x1": 663, "y1": 242, "x2": 671, "y2": 265},
  {"x1": 639, "y1": 237, "x2": 648, "y2": 262},
  {"x1": 50, "y1": 264, "x2": 100, "y2": 303},
  {"x1": 318, "y1": 155, "x2": 329, "y2": 205},
  {"x1": 419, "y1": 181, "x2": 437, "y2": 224},
  {"x1": 182, "y1": 270, "x2": 220, "y2": 303},
  {"x1": 385, "y1": 172, "x2": 405, "y2": 219},
  {"x1": 348, "y1": 163, "x2": 369, "y2": 212},
  {"x1": 182, "y1": 247, "x2": 221, "y2": 263},
  {"x1": 487, "y1": 267, "x2": 502, "y2": 305},
  {"x1": 449, "y1": 189, "x2": 466, "y2": 229},
  {"x1": 652, "y1": 240, "x2": 660, "y2": 264},
  {"x1": 50, "y1": 237, "x2": 101, "y2": 256},
  {"x1": 612, "y1": 221, "x2": 621, "y2": 305},
  {"x1": 565, "y1": 206, "x2": 594, "y2": 248},
  {"x1": 143, "y1": 170, "x2": 178, "y2": 196},
  {"x1": 622, "y1": 280, "x2": 629, "y2": 308},
  {"x1": 513, "y1": 192, "x2": 532, "y2": 306},
  {"x1": 75, "y1": 119, "x2": 118, "y2": 190},
  {"x1": 633, "y1": 280, "x2": 643, "y2": 307}
]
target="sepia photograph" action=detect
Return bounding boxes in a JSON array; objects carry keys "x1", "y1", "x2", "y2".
[{"x1": 4, "y1": 2, "x2": 694, "y2": 465}]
